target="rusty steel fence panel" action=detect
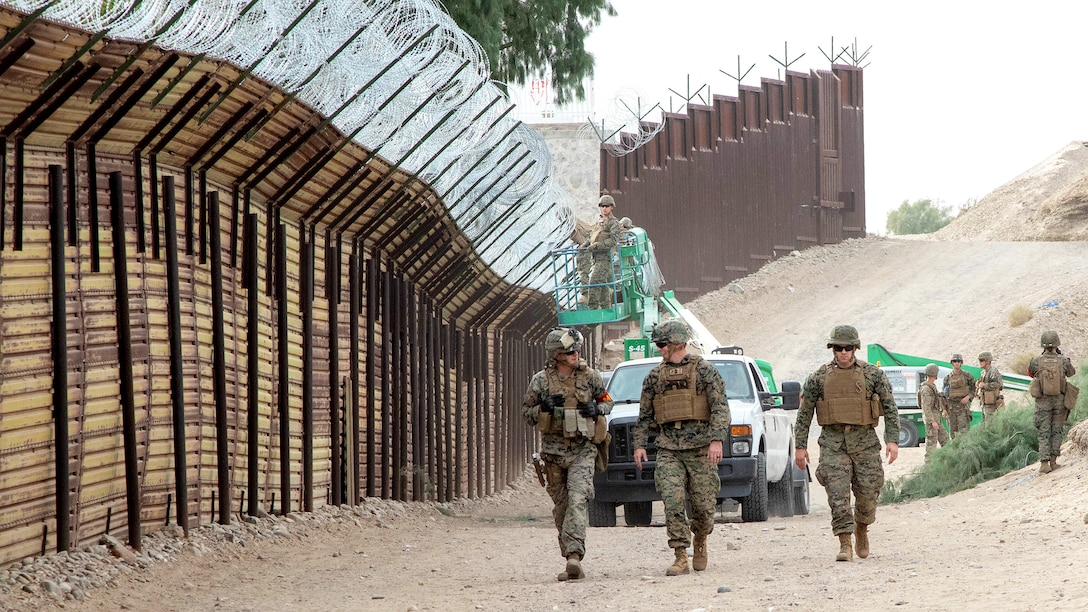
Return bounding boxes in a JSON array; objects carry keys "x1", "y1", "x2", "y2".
[
  {"x1": 600, "y1": 66, "x2": 866, "y2": 303},
  {"x1": 0, "y1": 9, "x2": 551, "y2": 566}
]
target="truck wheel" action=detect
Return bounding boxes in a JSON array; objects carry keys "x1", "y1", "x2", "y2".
[
  {"x1": 792, "y1": 463, "x2": 811, "y2": 515},
  {"x1": 740, "y1": 452, "x2": 769, "y2": 522},
  {"x1": 588, "y1": 499, "x2": 617, "y2": 527},
  {"x1": 898, "y1": 416, "x2": 919, "y2": 448},
  {"x1": 623, "y1": 501, "x2": 653, "y2": 526},
  {"x1": 767, "y1": 460, "x2": 794, "y2": 518}
]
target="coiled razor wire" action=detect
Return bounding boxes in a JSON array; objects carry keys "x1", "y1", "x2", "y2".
[{"x1": 2, "y1": 0, "x2": 569, "y2": 291}]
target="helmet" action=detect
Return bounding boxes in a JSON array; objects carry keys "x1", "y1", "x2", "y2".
[
  {"x1": 545, "y1": 328, "x2": 583, "y2": 359},
  {"x1": 950, "y1": 353, "x2": 964, "y2": 363},
  {"x1": 978, "y1": 351, "x2": 993, "y2": 362},
  {"x1": 1041, "y1": 331, "x2": 1060, "y2": 348},
  {"x1": 598, "y1": 194, "x2": 615, "y2": 207},
  {"x1": 651, "y1": 319, "x2": 691, "y2": 345},
  {"x1": 924, "y1": 364, "x2": 939, "y2": 377},
  {"x1": 825, "y1": 325, "x2": 860, "y2": 349},
  {"x1": 619, "y1": 216, "x2": 633, "y2": 229}
]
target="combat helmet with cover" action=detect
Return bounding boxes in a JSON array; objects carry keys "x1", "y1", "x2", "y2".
[
  {"x1": 651, "y1": 319, "x2": 691, "y2": 346},
  {"x1": 924, "y1": 364, "x2": 939, "y2": 377},
  {"x1": 545, "y1": 327, "x2": 583, "y2": 360},
  {"x1": 1040, "y1": 330, "x2": 1060, "y2": 349},
  {"x1": 825, "y1": 325, "x2": 860, "y2": 349}
]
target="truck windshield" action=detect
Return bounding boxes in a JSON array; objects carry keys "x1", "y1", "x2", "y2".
[{"x1": 605, "y1": 360, "x2": 754, "y2": 403}]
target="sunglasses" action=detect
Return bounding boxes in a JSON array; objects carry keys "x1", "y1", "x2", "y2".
[
  {"x1": 599, "y1": 204, "x2": 614, "y2": 208},
  {"x1": 832, "y1": 345, "x2": 854, "y2": 353},
  {"x1": 951, "y1": 359, "x2": 963, "y2": 363},
  {"x1": 563, "y1": 349, "x2": 579, "y2": 355},
  {"x1": 655, "y1": 341, "x2": 668, "y2": 349}
]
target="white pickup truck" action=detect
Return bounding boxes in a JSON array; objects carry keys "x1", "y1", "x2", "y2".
[{"x1": 589, "y1": 348, "x2": 808, "y2": 526}]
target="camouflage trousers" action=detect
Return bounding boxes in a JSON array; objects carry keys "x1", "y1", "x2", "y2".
[
  {"x1": 654, "y1": 447, "x2": 718, "y2": 550},
  {"x1": 1034, "y1": 395, "x2": 1067, "y2": 462},
  {"x1": 814, "y1": 430, "x2": 884, "y2": 535},
  {"x1": 587, "y1": 254, "x2": 613, "y2": 309},
  {"x1": 543, "y1": 440, "x2": 597, "y2": 559},
  {"x1": 923, "y1": 420, "x2": 949, "y2": 461},
  {"x1": 981, "y1": 399, "x2": 1003, "y2": 421},
  {"x1": 946, "y1": 400, "x2": 972, "y2": 437}
]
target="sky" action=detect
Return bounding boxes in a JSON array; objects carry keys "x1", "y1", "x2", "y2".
[{"x1": 578, "y1": 0, "x2": 1088, "y2": 234}]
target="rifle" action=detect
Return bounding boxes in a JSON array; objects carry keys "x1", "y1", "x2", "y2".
[{"x1": 531, "y1": 453, "x2": 546, "y2": 487}]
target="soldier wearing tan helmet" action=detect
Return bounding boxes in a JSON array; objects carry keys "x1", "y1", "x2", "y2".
[
  {"x1": 975, "y1": 351, "x2": 1004, "y2": 421},
  {"x1": 794, "y1": 325, "x2": 899, "y2": 562},
  {"x1": 918, "y1": 364, "x2": 949, "y2": 461},
  {"x1": 522, "y1": 328, "x2": 614, "y2": 580},
  {"x1": 585, "y1": 195, "x2": 622, "y2": 309},
  {"x1": 1027, "y1": 331, "x2": 1077, "y2": 474},
  {"x1": 941, "y1": 354, "x2": 976, "y2": 437},
  {"x1": 633, "y1": 319, "x2": 730, "y2": 576}
]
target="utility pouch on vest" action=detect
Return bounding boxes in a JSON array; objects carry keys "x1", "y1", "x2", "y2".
[
  {"x1": 592, "y1": 415, "x2": 608, "y2": 444},
  {"x1": 537, "y1": 412, "x2": 559, "y2": 434},
  {"x1": 1065, "y1": 382, "x2": 1080, "y2": 412},
  {"x1": 1029, "y1": 376, "x2": 1043, "y2": 399},
  {"x1": 870, "y1": 394, "x2": 882, "y2": 422},
  {"x1": 982, "y1": 390, "x2": 998, "y2": 404}
]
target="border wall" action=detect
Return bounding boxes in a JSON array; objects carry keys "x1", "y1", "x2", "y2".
[
  {"x1": 600, "y1": 67, "x2": 866, "y2": 301},
  {"x1": 0, "y1": 8, "x2": 559, "y2": 565}
]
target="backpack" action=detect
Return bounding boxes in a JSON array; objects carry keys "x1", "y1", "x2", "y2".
[{"x1": 1036, "y1": 353, "x2": 1066, "y2": 396}]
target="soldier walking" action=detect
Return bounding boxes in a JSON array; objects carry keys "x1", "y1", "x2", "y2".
[
  {"x1": 522, "y1": 328, "x2": 613, "y2": 581},
  {"x1": 918, "y1": 364, "x2": 949, "y2": 461},
  {"x1": 942, "y1": 354, "x2": 976, "y2": 437},
  {"x1": 794, "y1": 325, "x2": 899, "y2": 562},
  {"x1": 976, "y1": 351, "x2": 1004, "y2": 420},
  {"x1": 633, "y1": 319, "x2": 730, "y2": 576},
  {"x1": 1027, "y1": 331, "x2": 1077, "y2": 474}
]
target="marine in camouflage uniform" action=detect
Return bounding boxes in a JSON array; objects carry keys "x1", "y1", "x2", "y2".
[
  {"x1": 917, "y1": 364, "x2": 948, "y2": 461},
  {"x1": 633, "y1": 319, "x2": 730, "y2": 576},
  {"x1": 522, "y1": 328, "x2": 613, "y2": 581},
  {"x1": 794, "y1": 325, "x2": 899, "y2": 562},
  {"x1": 586, "y1": 195, "x2": 622, "y2": 309},
  {"x1": 571, "y1": 226, "x2": 592, "y2": 304},
  {"x1": 975, "y1": 352, "x2": 1004, "y2": 421},
  {"x1": 942, "y1": 354, "x2": 976, "y2": 437},
  {"x1": 1027, "y1": 331, "x2": 1077, "y2": 473}
]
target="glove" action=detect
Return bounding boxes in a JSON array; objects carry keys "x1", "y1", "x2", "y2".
[
  {"x1": 541, "y1": 394, "x2": 566, "y2": 417},
  {"x1": 578, "y1": 401, "x2": 599, "y2": 419}
]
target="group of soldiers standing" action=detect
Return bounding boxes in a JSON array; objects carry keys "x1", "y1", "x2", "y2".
[
  {"x1": 916, "y1": 332, "x2": 1078, "y2": 474},
  {"x1": 571, "y1": 194, "x2": 631, "y2": 309}
]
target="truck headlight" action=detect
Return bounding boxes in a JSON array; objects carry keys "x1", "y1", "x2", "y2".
[{"x1": 731, "y1": 441, "x2": 750, "y2": 455}]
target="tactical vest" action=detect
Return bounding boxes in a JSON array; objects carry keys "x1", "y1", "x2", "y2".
[
  {"x1": 653, "y1": 357, "x2": 710, "y2": 425},
  {"x1": 948, "y1": 371, "x2": 970, "y2": 400},
  {"x1": 1036, "y1": 353, "x2": 1067, "y2": 396},
  {"x1": 815, "y1": 363, "x2": 882, "y2": 427},
  {"x1": 917, "y1": 380, "x2": 937, "y2": 412},
  {"x1": 537, "y1": 369, "x2": 600, "y2": 441}
]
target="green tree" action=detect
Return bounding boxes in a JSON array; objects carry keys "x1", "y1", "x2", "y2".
[
  {"x1": 885, "y1": 198, "x2": 954, "y2": 235},
  {"x1": 443, "y1": 0, "x2": 616, "y2": 105}
]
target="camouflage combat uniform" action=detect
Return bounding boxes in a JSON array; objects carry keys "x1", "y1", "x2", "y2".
[
  {"x1": 633, "y1": 354, "x2": 730, "y2": 550},
  {"x1": 917, "y1": 378, "x2": 948, "y2": 461},
  {"x1": 977, "y1": 363, "x2": 1004, "y2": 420},
  {"x1": 586, "y1": 215, "x2": 621, "y2": 309},
  {"x1": 1028, "y1": 352, "x2": 1076, "y2": 462},
  {"x1": 573, "y1": 228, "x2": 592, "y2": 294},
  {"x1": 942, "y1": 369, "x2": 975, "y2": 437},
  {"x1": 795, "y1": 359, "x2": 898, "y2": 536},
  {"x1": 522, "y1": 360, "x2": 612, "y2": 560}
]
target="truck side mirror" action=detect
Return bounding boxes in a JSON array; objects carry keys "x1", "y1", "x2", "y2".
[{"x1": 779, "y1": 381, "x2": 801, "y2": 411}]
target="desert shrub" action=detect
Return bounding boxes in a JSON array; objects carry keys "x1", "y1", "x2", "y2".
[
  {"x1": 1008, "y1": 304, "x2": 1033, "y2": 327},
  {"x1": 881, "y1": 363, "x2": 1088, "y2": 503},
  {"x1": 1008, "y1": 353, "x2": 1034, "y2": 376}
]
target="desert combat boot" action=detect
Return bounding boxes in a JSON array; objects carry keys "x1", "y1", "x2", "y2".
[
  {"x1": 666, "y1": 548, "x2": 689, "y2": 576},
  {"x1": 1040, "y1": 460, "x2": 1052, "y2": 474},
  {"x1": 855, "y1": 523, "x2": 870, "y2": 559},
  {"x1": 835, "y1": 533, "x2": 853, "y2": 562},
  {"x1": 692, "y1": 534, "x2": 708, "y2": 571},
  {"x1": 1050, "y1": 457, "x2": 1060, "y2": 471},
  {"x1": 557, "y1": 554, "x2": 584, "y2": 581}
]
